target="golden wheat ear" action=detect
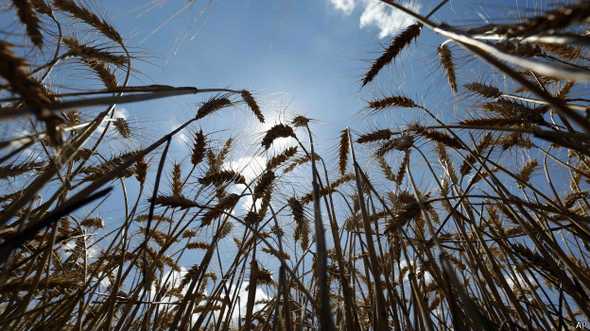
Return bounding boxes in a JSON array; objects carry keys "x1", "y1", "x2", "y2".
[
  {"x1": 134, "y1": 157, "x2": 148, "y2": 184},
  {"x1": 53, "y1": 0, "x2": 123, "y2": 44},
  {"x1": 362, "y1": 23, "x2": 422, "y2": 86},
  {"x1": 395, "y1": 150, "x2": 411, "y2": 185},
  {"x1": 464, "y1": 82, "x2": 502, "y2": 99},
  {"x1": 261, "y1": 124, "x2": 295, "y2": 150},
  {"x1": 266, "y1": 146, "x2": 297, "y2": 170},
  {"x1": 503, "y1": 2, "x2": 590, "y2": 37},
  {"x1": 338, "y1": 129, "x2": 350, "y2": 176},
  {"x1": 200, "y1": 193, "x2": 240, "y2": 227},
  {"x1": 199, "y1": 170, "x2": 246, "y2": 186},
  {"x1": 411, "y1": 123, "x2": 464, "y2": 150},
  {"x1": 191, "y1": 130, "x2": 207, "y2": 166},
  {"x1": 283, "y1": 153, "x2": 319, "y2": 174},
  {"x1": 12, "y1": 0, "x2": 43, "y2": 48},
  {"x1": 63, "y1": 37, "x2": 127, "y2": 67},
  {"x1": 171, "y1": 163, "x2": 182, "y2": 197},
  {"x1": 113, "y1": 118, "x2": 130, "y2": 138},
  {"x1": 289, "y1": 197, "x2": 309, "y2": 250},
  {"x1": 368, "y1": 95, "x2": 418, "y2": 111},
  {"x1": 0, "y1": 162, "x2": 45, "y2": 180},
  {"x1": 375, "y1": 135, "x2": 413, "y2": 157},
  {"x1": 291, "y1": 115, "x2": 311, "y2": 127},
  {"x1": 0, "y1": 41, "x2": 53, "y2": 109},
  {"x1": 253, "y1": 170, "x2": 275, "y2": 201},
  {"x1": 438, "y1": 44, "x2": 457, "y2": 94},
  {"x1": 375, "y1": 155, "x2": 395, "y2": 183},
  {"x1": 241, "y1": 90, "x2": 264, "y2": 123},
  {"x1": 195, "y1": 96, "x2": 233, "y2": 120},
  {"x1": 516, "y1": 159, "x2": 538, "y2": 188},
  {"x1": 357, "y1": 129, "x2": 393, "y2": 144}
]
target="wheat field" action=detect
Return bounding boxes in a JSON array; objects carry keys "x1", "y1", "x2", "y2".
[{"x1": 1, "y1": 0, "x2": 590, "y2": 330}]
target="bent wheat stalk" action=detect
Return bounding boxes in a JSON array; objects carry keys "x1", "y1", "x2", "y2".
[
  {"x1": 0, "y1": 86, "x2": 244, "y2": 120},
  {"x1": 379, "y1": 0, "x2": 590, "y2": 132}
]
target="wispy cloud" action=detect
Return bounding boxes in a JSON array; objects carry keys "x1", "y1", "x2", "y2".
[
  {"x1": 360, "y1": 1, "x2": 421, "y2": 39},
  {"x1": 329, "y1": 0, "x2": 356, "y2": 15},
  {"x1": 226, "y1": 156, "x2": 265, "y2": 212},
  {"x1": 329, "y1": 0, "x2": 421, "y2": 39},
  {"x1": 97, "y1": 106, "x2": 129, "y2": 133}
]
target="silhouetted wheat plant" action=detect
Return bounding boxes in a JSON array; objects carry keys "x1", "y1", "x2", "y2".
[{"x1": 2, "y1": 0, "x2": 590, "y2": 330}]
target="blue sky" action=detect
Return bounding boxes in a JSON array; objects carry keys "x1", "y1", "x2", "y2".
[
  {"x1": 0, "y1": 0, "x2": 552, "y2": 179},
  {"x1": 71, "y1": 0, "x2": 455, "y2": 292},
  {"x1": 85, "y1": 0, "x2": 428, "y2": 191},
  {"x1": 0, "y1": 0, "x2": 550, "y2": 242},
  {"x1": 83, "y1": 0, "x2": 542, "y2": 203},
  {"x1": 75, "y1": 0, "x2": 501, "y2": 249},
  {"x1": 2, "y1": 0, "x2": 570, "y2": 321},
  {"x1": 92, "y1": 0, "x2": 537, "y2": 159},
  {"x1": 68, "y1": 0, "x2": 547, "y2": 244}
]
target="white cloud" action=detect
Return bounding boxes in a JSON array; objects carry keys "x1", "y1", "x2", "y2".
[
  {"x1": 173, "y1": 128, "x2": 190, "y2": 146},
  {"x1": 214, "y1": 282, "x2": 270, "y2": 325},
  {"x1": 187, "y1": 280, "x2": 270, "y2": 328},
  {"x1": 329, "y1": 0, "x2": 356, "y2": 15},
  {"x1": 9, "y1": 129, "x2": 31, "y2": 149},
  {"x1": 98, "y1": 267, "x2": 116, "y2": 289},
  {"x1": 113, "y1": 107, "x2": 128, "y2": 120},
  {"x1": 360, "y1": 0, "x2": 421, "y2": 39},
  {"x1": 62, "y1": 240, "x2": 76, "y2": 258},
  {"x1": 136, "y1": 267, "x2": 190, "y2": 305},
  {"x1": 91, "y1": 263, "x2": 270, "y2": 328},
  {"x1": 60, "y1": 238, "x2": 99, "y2": 264},
  {"x1": 97, "y1": 106, "x2": 129, "y2": 132},
  {"x1": 231, "y1": 183, "x2": 261, "y2": 213},
  {"x1": 161, "y1": 267, "x2": 188, "y2": 292},
  {"x1": 232, "y1": 282, "x2": 270, "y2": 321},
  {"x1": 87, "y1": 246, "x2": 98, "y2": 261},
  {"x1": 328, "y1": 0, "x2": 421, "y2": 39},
  {"x1": 228, "y1": 156, "x2": 265, "y2": 183},
  {"x1": 397, "y1": 259, "x2": 433, "y2": 285},
  {"x1": 226, "y1": 156, "x2": 266, "y2": 212},
  {"x1": 504, "y1": 267, "x2": 536, "y2": 291}
]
